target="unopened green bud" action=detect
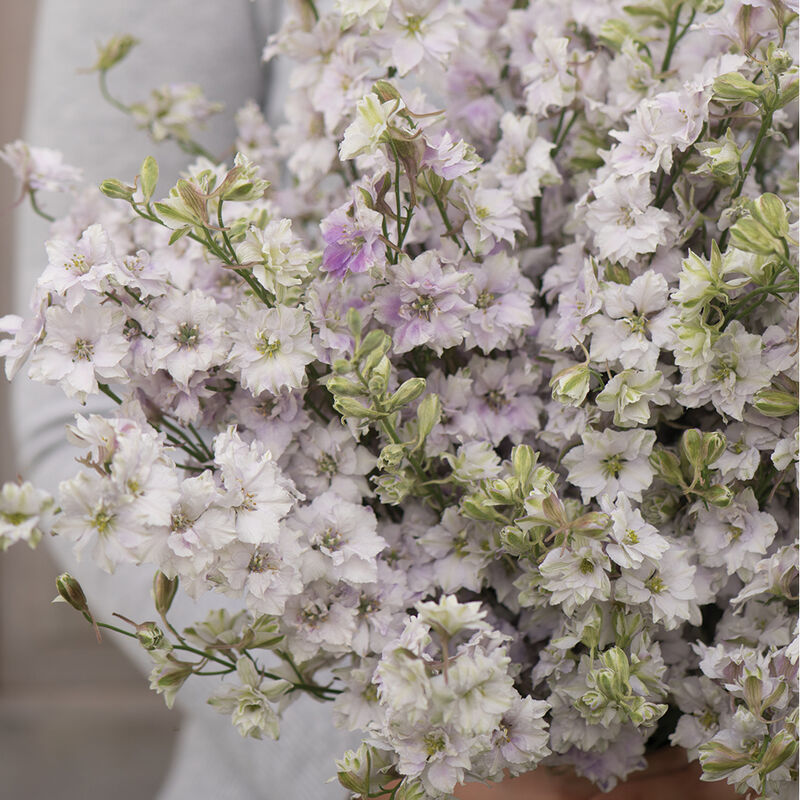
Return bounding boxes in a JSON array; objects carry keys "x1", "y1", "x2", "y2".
[
  {"x1": 345, "y1": 307, "x2": 363, "y2": 339},
  {"x1": 550, "y1": 363, "x2": 592, "y2": 406},
  {"x1": 713, "y1": 72, "x2": 763, "y2": 104},
  {"x1": 136, "y1": 621, "x2": 166, "y2": 651},
  {"x1": 88, "y1": 34, "x2": 139, "y2": 73},
  {"x1": 743, "y1": 673, "x2": 764, "y2": 715},
  {"x1": 415, "y1": 393, "x2": 441, "y2": 446},
  {"x1": 729, "y1": 216, "x2": 782, "y2": 256},
  {"x1": 753, "y1": 388, "x2": 799, "y2": 417},
  {"x1": 759, "y1": 729, "x2": 798, "y2": 774},
  {"x1": 571, "y1": 511, "x2": 611, "y2": 537},
  {"x1": 361, "y1": 337, "x2": 391, "y2": 371},
  {"x1": 386, "y1": 378, "x2": 426, "y2": 411},
  {"x1": 372, "y1": 80, "x2": 402, "y2": 104},
  {"x1": 394, "y1": 779, "x2": 427, "y2": 800},
  {"x1": 601, "y1": 647, "x2": 631, "y2": 683},
  {"x1": 767, "y1": 45, "x2": 794, "y2": 77},
  {"x1": 649, "y1": 449, "x2": 685, "y2": 486},
  {"x1": 511, "y1": 444, "x2": 537, "y2": 485},
  {"x1": 699, "y1": 741, "x2": 753, "y2": 776},
  {"x1": 694, "y1": 130, "x2": 742, "y2": 184},
  {"x1": 379, "y1": 443, "x2": 407, "y2": 469},
  {"x1": 332, "y1": 358, "x2": 352, "y2": 375},
  {"x1": 139, "y1": 156, "x2": 159, "y2": 203},
  {"x1": 750, "y1": 193, "x2": 789, "y2": 239},
  {"x1": 679, "y1": 428, "x2": 705, "y2": 472},
  {"x1": 641, "y1": 490, "x2": 680, "y2": 524},
  {"x1": 153, "y1": 571, "x2": 179, "y2": 616},
  {"x1": 326, "y1": 375, "x2": 365, "y2": 398},
  {"x1": 702, "y1": 483, "x2": 734, "y2": 507},
  {"x1": 704, "y1": 432, "x2": 727, "y2": 465},
  {"x1": 99, "y1": 178, "x2": 135, "y2": 201},
  {"x1": 613, "y1": 608, "x2": 642, "y2": 648},
  {"x1": 56, "y1": 572, "x2": 89, "y2": 613},
  {"x1": 334, "y1": 397, "x2": 385, "y2": 420}
]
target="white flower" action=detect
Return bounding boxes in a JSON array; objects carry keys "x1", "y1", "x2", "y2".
[
  {"x1": 234, "y1": 218, "x2": 310, "y2": 296},
  {"x1": 214, "y1": 427, "x2": 297, "y2": 546},
  {"x1": 585, "y1": 175, "x2": 676, "y2": 264},
  {"x1": 615, "y1": 543, "x2": 701, "y2": 629},
  {"x1": 339, "y1": 92, "x2": 403, "y2": 161},
  {"x1": 151, "y1": 289, "x2": 230, "y2": 388},
  {"x1": 598, "y1": 493, "x2": 669, "y2": 569},
  {"x1": 293, "y1": 491, "x2": 385, "y2": 585},
  {"x1": 539, "y1": 540, "x2": 611, "y2": 615},
  {"x1": 227, "y1": 301, "x2": 315, "y2": 396},
  {"x1": 522, "y1": 32, "x2": 576, "y2": 115},
  {"x1": 562, "y1": 428, "x2": 656, "y2": 503},
  {"x1": 461, "y1": 185, "x2": 524, "y2": 254},
  {"x1": 0, "y1": 482, "x2": 53, "y2": 551},
  {"x1": 693, "y1": 488, "x2": 778, "y2": 577},
  {"x1": 595, "y1": 369, "x2": 668, "y2": 427}
]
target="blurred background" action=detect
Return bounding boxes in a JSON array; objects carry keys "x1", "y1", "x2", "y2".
[{"x1": 0, "y1": 3, "x2": 176, "y2": 797}]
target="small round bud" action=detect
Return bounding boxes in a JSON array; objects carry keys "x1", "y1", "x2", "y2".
[
  {"x1": 153, "y1": 571, "x2": 179, "y2": 617},
  {"x1": 55, "y1": 573, "x2": 89, "y2": 613}
]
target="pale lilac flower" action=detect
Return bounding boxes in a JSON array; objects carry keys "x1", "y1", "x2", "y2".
[
  {"x1": 41, "y1": 224, "x2": 118, "y2": 310},
  {"x1": 0, "y1": 140, "x2": 82, "y2": 195},
  {"x1": 422, "y1": 130, "x2": 480, "y2": 180},
  {"x1": 28, "y1": 299, "x2": 128, "y2": 401},
  {"x1": 377, "y1": 0, "x2": 461, "y2": 75},
  {"x1": 374, "y1": 251, "x2": 472, "y2": 354},
  {"x1": 320, "y1": 197, "x2": 385, "y2": 278},
  {"x1": 463, "y1": 252, "x2": 535, "y2": 353},
  {"x1": 539, "y1": 540, "x2": 611, "y2": 615}
]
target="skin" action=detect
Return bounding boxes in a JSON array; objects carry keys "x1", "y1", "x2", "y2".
[{"x1": 453, "y1": 749, "x2": 741, "y2": 800}]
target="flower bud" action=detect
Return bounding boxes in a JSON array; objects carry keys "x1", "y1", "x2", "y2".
[
  {"x1": 55, "y1": 572, "x2": 89, "y2": 614},
  {"x1": 550, "y1": 363, "x2": 591, "y2": 407},
  {"x1": 394, "y1": 779, "x2": 427, "y2": 800},
  {"x1": 372, "y1": 80, "x2": 403, "y2": 104},
  {"x1": 326, "y1": 375, "x2": 365, "y2": 397},
  {"x1": 699, "y1": 741, "x2": 753, "y2": 776},
  {"x1": 729, "y1": 216, "x2": 782, "y2": 256},
  {"x1": 379, "y1": 443, "x2": 407, "y2": 469},
  {"x1": 679, "y1": 428, "x2": 705, "y2": 472},
  {"x1": 759, "y1": 729, "x2": 798, "y2": 774},
  {"x1": 702, "y1": 483, "x2": 734, "y2": 507},
  {"x1": 750, "y1": 193, "x2": 789, "y2": 239},
  {"x1": 415, "y1": 393, "x2": 441, "y2": 446},
  {"x1": 386, "y1": 378, "x2": 426, "y2": 411},
  {"x1": 641, "y1": 490, "x2": 680, "y2": 524},
  {"x1": 99, "y1": 178, "x2": 135, "y2": 202},
  {"x1": 345, "y1": 307, "x2": 363, "y2": 338},
  {"x1": 598, "y1": 19, "x2": 638, "y2": 52},
  {"x1": 580, "y1": 689, "x2": 606, "y2": 712},
  {"x1": 604, "y1": 263, "x2": 631, "y2": 284},
  {"x1": 753, "y1": 388, "x2": 799, "y2": 417},
  {"x1": 153, "y1": 571, "x2": 179, "y2": 616},
  {"x1": 139, "y1": 155, "x2": 159, "y2": 203},
  {"x1": 767, "y1": 45, "x2": 794, "y2": 77},
  {"x1": 88, "y1": 34, "x2": 139, "y2": 73},
  {"x1": 136, "y1": 621, "x2": 166, "y2": 651},
  {"x1": 334, "y1": 396, "x2": 385, "y2": 420},
  {"x1": 713, "y1": 72, "x2": 763, "y2": 103},
  {"x1": 511, "y1": 444, "x2": 537, "y2": 485},
  {"x1": 649, "y1": 449, "x2": 685, "y2": 487}
]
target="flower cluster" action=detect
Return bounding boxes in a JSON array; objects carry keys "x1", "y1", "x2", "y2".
[{"x1": 1, "y1": 2, "x2": 798, "y2": 798}]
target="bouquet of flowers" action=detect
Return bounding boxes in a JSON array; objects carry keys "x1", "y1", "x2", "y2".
[{"x1": 1, "y1": 1, "x2": 798, "y2": 797}]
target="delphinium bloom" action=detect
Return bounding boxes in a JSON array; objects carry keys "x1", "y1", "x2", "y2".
[{"x1": 320, "y1": 195, "x2": 386, "y2": 278}]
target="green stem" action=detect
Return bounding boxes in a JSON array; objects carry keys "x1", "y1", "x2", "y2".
[
  {"x1": 28, "y1": 191, "x2": 55, "y2": 222},
  {"x1": 98, "y1": 70, "x2": 130, "y2": 114},
  {"x1": 660, "y1": 4, "x2": 684, "y2": 73},
  {"x1": 98, "y1": 382, "x2": 123, "y2": 405},
  {"x1": 552, "y1": 111, "x2": 578, "y2": 156},
  {"x1": 719, "y1": 109, "x2": 774, "y2": 250}
]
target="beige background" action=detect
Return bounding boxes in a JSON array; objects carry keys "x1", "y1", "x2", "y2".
[{"x1": 0, "y1": 3, "x2": 176, "y2": 797}]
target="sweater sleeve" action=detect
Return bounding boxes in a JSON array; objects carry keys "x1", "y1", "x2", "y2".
[{"x1": 12, "y1": 3, "x2": 357, "y2": 797}]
